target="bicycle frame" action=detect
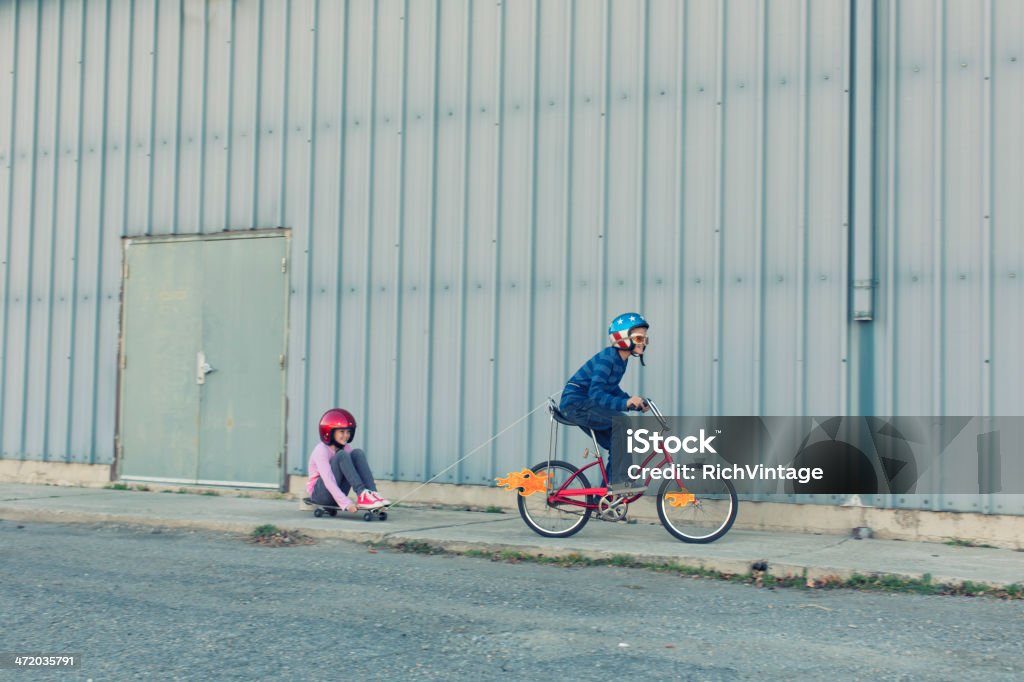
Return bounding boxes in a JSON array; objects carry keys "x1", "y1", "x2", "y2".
[{"x1": 544, "y1": 399, "x2": 678, "y2": 510}]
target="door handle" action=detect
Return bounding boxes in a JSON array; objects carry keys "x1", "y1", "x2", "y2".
[{"x1": 197, "y1": 351, "x2": 216, "y2": 384}]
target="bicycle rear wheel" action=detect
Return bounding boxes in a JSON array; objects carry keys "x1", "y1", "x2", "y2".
[
  {"x1": 656, "y1": 475, "x2": 737, "y2": 543},
  {"x1": 517, "y1": 460, "x2": 594, "y2": 538}
]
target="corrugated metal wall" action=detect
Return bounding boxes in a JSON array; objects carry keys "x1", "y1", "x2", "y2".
[
  {"x1": 863, "y1": 0, "x2": 1024, "y2": 515},
  {"x1": 1, "y1": 0, "x2": 1021, "y2": 511},
  {"x1": 873, "y1": 0, "x2": 1023, "y2": 419}
]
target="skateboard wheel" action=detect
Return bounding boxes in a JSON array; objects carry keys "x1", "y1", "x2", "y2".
[
  {"x1": 328, "y1": 508, "x2": 338, "y2": 517},
  {"x1": 363, "y1": 512, "x2": 373, "y2": 521},
  {"x1": 314, "y1": 508, "x2": 324, "y2": 518},
  {"x1": 378, "y1": 512, "x2": 387, "y2": 521}
]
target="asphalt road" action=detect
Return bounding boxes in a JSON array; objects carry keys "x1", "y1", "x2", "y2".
[{"x1": 2, "y1": 520, "x2": 1022, "y2": 681}]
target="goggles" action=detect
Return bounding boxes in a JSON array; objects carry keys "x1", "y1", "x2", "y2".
[{"x1": 630, "y1": 334, "x2": 649, "y2": 345}]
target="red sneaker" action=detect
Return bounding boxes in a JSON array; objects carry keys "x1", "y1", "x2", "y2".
[{"x1": 356, "y1": 491, "x2": 385, "y2": 510}]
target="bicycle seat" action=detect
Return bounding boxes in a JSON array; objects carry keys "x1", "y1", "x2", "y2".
[{"x1": 548, "y1": 404, "x2": 578, "y2": 427}]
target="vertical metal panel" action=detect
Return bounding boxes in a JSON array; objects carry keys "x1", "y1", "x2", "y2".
[
  {"x1": 792, "y1": 0, "x2": 807, "y2": 417},
  {"x1": 142, "y1": 0, "x2": 157, "y2": 234},
  {"x1": 710, "y1": 0, "x2": 725, "y2": 415},
  {"x1": 486, "y1": 0, "x2": 505, "y2": 482},
  {"x1": 175, "y1": 0, "x2": 203, "y2": 234},
  {"x1": 527, "y1": 0, "x2": 566, "y2": 472},
  {"x1": 23, "y1": 0, "x2": 52, "y2": 459},
  {"x1": 751, "y1": 0, "x2": 766, "y2": 415},
  {"x1": 421, "y1": 0, "x2": 443, "y2": 480},
  {"x1": 297, "y1": 0, "x2": 318, "y2": 477},
  {"x1": 70, "y1": 0, "x2": 108, "y2": 463},
  {"x1": 91, "y1": 0, "x2": 126, "y2": 462},
  {"x1": 246, "y1": 0, "x2": 263, "y2": 228},
  {"x1": 384, "y1": 0, "x2": 405, "y2": 480},
  {"x1": 721, "y1": 0, "x2": 763, "y2": 415},
  {"x1": 308, "y1": 0, "x2": 341, "y2": 417},
  {"x1": 762, "y1": 0, "x2": 800, "y2": 416},
  {"x1": 41, "y1": 0, "x2": 79, "y2": 460},
  {"x1": 807, "y1": 0, "x2": 850, "y2": 415},
  {"x1": 2, "y1": 0, "x2": 1022, "y2": 515},
  {"x1": 0, "y1": 0, "x2": 15, "y2": 458},
  {"x1": 280, "y1": 0, "x2": 307, "y2": 466},
  {"x1": 221, "y1": 0, "x2": 236, "y2": 229},
  {"x1": 668, "y1": 0, "x2": 685, "y2": 417},
  {"x1": 639, "y1": 0, "x2": 677, "y2": 410},
  {"x1": 493, "y1": 0, "x2": 532, "y2": 483},
  {"x1": 61, "y1": 0, "x2": 86, "y2": 461},
  {"x1": 454, "y1": 0, "x2": 474, "y2": 482},
  {"x1": 124, "y1": 0, "x2": 148, "y2": 235},
  {"x1": 680, "y1": 0, "x2": 716, "y2": 416},
  {"x1": 429, "y1": 0, "x2": 468, "y2": 481},
  {"x1": 460, "y1": 0, "x2": 499, "y2": 483},
  {"x1": 991, "y1": 0, "x2": 1024, "y2": 420},
  {"x1": 37, "y1": 0, "x2": 63, "y2": 462},
  {"x1": 169, "y1": 0, "x2": 185, "y2": 232},
  {"x1": 7, "y1": 1, "x2": 41, "y2": 457},
  {"x1": 201, "y1": 0, "x2": 231, "y2": 230}
]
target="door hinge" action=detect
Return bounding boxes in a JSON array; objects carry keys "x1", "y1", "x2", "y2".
[
  {"x1": 120, "y1": 354, "x2": 127, "y2": 370},
  {"x1": 281, "y1": 257, "x2": 287, "y2": 273},
  {"x1": 279, "y1": 354, "x2": 286, "y2": 369},
  {"x1": 123, "y1": 263, "x2": 129, "y2": 279},
  {"x1": 278, "y1": 452, "x2": 283, "y2": 467}
]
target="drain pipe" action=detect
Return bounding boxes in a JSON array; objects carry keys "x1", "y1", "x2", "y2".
[{"x1": 850, "y1": 0, "x2": 876, "y2": 321}]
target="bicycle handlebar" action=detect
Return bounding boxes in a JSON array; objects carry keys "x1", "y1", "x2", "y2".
[{"x1": 635, "y1": 398, "x2": 670, "y2": 431}]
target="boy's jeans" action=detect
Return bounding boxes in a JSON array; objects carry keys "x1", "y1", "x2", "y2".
[{"x1": 559, "y1": 400, "x2": 627, "y2": 487}]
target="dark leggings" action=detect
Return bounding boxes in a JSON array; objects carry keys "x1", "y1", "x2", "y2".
[{"x1": 311, "y1": 448, "x2": 378, "y2": 505}]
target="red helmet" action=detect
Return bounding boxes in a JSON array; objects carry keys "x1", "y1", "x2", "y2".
[{"x1": 319, "y1": 408, "x2": 357, "y2": 444}]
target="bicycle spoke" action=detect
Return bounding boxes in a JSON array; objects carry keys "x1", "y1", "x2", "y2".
[
  {"x1": 517, "y1": 461, "x2": 593, "y2": 538},
  {"x1": 657, "y1": 476, "x2": 737, "y2": 543}
]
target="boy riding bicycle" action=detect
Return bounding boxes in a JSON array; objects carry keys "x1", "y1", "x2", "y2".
[{"x1": 559, "y1": 312, "x2": 651, "y2": 493}]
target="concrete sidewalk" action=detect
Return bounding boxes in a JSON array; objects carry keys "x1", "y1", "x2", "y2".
[{"x1": 2, "y1": 483, "x2": 1021, "y2": 590}]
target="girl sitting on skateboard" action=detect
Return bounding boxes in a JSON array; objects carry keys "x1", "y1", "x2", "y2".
[{"x1": 307, "y1": 408, "x2": 391, "y2": 512}]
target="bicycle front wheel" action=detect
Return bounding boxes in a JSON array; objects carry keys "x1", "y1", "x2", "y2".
[
  {"x1": 656, "y1": 475, "x2": 737, "y2": 543},
  {"x1": 517, "y1": 460, "x2": 594, "y2": 538}
]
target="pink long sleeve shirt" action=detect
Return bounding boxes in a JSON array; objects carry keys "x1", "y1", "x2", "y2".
[{"x1": 306, "y1": 442, "x2": 353, "y2": 508}]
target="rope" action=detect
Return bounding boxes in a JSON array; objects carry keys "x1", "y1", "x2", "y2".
[{"x1": 387, "y1": 392, "x2": 560, "y2": 508}]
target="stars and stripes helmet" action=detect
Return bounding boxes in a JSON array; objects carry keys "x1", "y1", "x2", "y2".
[
  {"x1": 319, "y1": 408, "x2": 357, "y2": 444},
  {"x1": 608, "y1": 312, "x2": 649, "y2": 351}
]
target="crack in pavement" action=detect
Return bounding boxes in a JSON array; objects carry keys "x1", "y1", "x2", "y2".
[{"x1": 768, "y1": 535, "x2": 854, "y2": 562}]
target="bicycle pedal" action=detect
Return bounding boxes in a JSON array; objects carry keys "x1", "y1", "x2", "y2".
[{"x1": 596, "y1": 495, "x2": 629, "y2": 521}]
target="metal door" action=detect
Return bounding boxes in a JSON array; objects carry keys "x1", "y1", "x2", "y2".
[
  {"x1": 118, "y1": 232, "x2": 289, "y2": 488},
  {"x1": 195, "y1": 236, "x2": 288, "y2": 486}
]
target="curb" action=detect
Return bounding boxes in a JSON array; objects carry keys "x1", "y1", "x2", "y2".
[{"x1": 2, "y1": 505, "x2": 1017, "y2": 592}]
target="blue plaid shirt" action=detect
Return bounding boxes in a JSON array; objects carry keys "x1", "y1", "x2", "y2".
[{"x1": 560, "y1": 346, "x2": 630, "y2": 412}]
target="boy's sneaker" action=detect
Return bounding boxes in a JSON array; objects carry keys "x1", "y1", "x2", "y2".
[
  {"x1": 606, "y1": 482, "x2": 640, "y2": 496},
  {"x1": 370, "y1": 491, "x2": 391, "y2": 507},
  {"x1": 356, "y1": 491, "x2": 385, "y2": 510}
]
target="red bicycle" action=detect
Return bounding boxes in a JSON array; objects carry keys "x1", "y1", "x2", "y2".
[{"x1": 516, "y1": 399, "x2": 737, "y2": 543}]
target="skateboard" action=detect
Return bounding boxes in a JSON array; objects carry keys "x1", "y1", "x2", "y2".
[{"x1": 303, "y1": 498, "x2": 389, "y2": 522}]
